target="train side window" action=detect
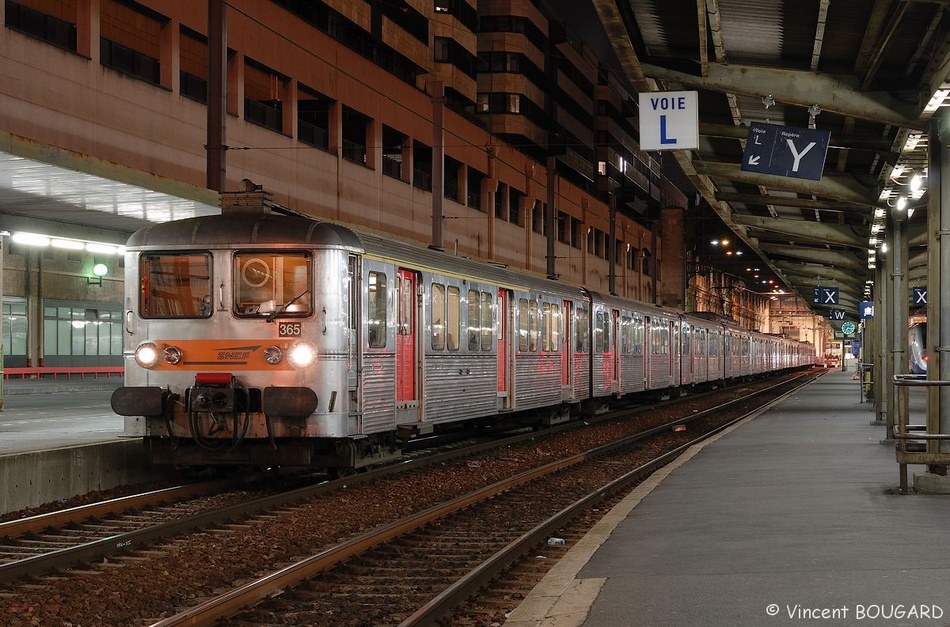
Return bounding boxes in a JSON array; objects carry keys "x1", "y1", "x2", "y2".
[
  {"x1": 550, "y1": 304, "x2": 560, "y2": 352},
  {"x1": 398, "y1": 274, "x2": 413, "y2": 335},
  {"x1": 431, "y1": 283, "x2": 445, "y2": 350},
  {"x1": 468, "y1": 289, "x2": 479, "y2": 350},
  {"x1": 541, "y1": 303, "x2": 550, "y2": 351},
  {"x1": 367, "y1": 272, "x2": 387, "y2": 348},
  {"x1": 621, "y1": 316, "x2": 632, "y2": 354},
  {"x1": 575, "y1": 305, "x2": 590, "y2": 352},
  {"x1": 528, "y1": 300, "x2": 539, "y2": 352},
  {"x1": 595, "y1": 310, "x2": 609, "y2": 353},
  {"x1": 633, "y1": 314, "x2": 643, "y2": 355},
  {"x1": 139, "y1": 252, "x2": 212, "y2": 319},
  {"x1": 682, "y1": 324, "x2": 691, "y2": 355},
  {"x1": 518, "y1": 299, "x2": 529, "y2": 352},
  {"x1": 447, "y1": 286, "x2": 460, "y2": 351},
  {"x1": 480, "y1": 292, "x2": 493, "y2": 351}
]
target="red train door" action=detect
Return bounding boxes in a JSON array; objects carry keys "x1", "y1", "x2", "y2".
[{"x1": 396, "y1": 269, "x2": 416, "y2": 403}]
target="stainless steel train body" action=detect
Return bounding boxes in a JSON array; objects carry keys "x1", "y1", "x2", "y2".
[{"x1": 111, "y1": 209, "x2": 816, "y2": 471}]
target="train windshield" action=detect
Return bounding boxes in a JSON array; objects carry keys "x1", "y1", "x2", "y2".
[
  {"x1": 234, "y1": 251, "x2": 312, "y2": 317},
  {"x1": 139, "y1": 253, "x2": 212, "y2": 318}
]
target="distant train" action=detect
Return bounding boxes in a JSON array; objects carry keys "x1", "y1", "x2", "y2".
[
  {"x1": 110, "y1": 206, "x2": 816, "y2": 473},
  {"x1": 909, "y1": 322, "x2": 928, "y2": 375}
]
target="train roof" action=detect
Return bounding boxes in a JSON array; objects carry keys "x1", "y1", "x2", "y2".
[{"x1": 125, "y1": 212, "x2": 363, "y2": 250}]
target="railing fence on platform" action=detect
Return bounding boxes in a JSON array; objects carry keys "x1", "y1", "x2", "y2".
[{"x1": 893, "y1": 374, "x2": 950, "y2": 493}]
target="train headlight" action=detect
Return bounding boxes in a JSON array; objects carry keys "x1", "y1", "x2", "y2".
[
  {"x1": 163, "y1": 345, "x2": 183, "y2": 365},
  {"x1": 264, "y1": 345, "x2": 283, "y2": 365},
  {"x1": 288, "y1": 343, "x2": 316, "y2": 368},
  {"x1": 135, "y1": 343, "x2": 160, "y2": 369}
]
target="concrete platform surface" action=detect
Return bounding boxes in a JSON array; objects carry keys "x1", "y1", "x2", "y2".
[{"x1": 506, "y1": 369, "x2": 950, "y2": 627}]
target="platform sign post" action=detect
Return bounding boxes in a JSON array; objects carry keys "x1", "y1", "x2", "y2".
[{"x1": 638, "y1": 91, "x2": 699, "y2": 151}]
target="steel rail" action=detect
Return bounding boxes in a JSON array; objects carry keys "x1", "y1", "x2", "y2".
[{"x1": 149, "y1": 372, "x2": 818, "y2": 626}]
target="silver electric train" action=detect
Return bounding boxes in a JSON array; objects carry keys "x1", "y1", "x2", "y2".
[{"x1": 111, "y1": 206, "x2": 816, "y2": 473}]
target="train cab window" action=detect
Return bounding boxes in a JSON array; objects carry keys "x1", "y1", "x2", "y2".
[
  {"x1": 367, "y1": 272, "x2": 387, "y2": 348},
  {"x1": 575, "y1": 305, "x2": 590, "y2": 352},
  {"x1": 233, "y1": 252, "x2": 312, "y2": 317},
  {"x1": 431, "y1": 283, "x2": 445, "y2": 350},
  {"x1": 139, "y1": 253, "x2": 212, "y2": 318}
]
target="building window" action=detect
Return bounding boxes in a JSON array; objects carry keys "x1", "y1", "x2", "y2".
[
  {"x1": 298, "y1": 84, "x2": 332, "y2": 150},
  {"x1": 434, "y1": 0, "x2": 450, "y2": 12},
  {"x1": 5, "y1": 0, "x2": 77, "y2": 51},
  {"x1": 495, "y1": 182, "x2": 507, "y2": 220},
  {"x1": 444, "y1": 156, "x2": 462, "y2": 202},
  {"x1": 476, "y1": 93, "x2": 489, "y2": 113},
  {"x1": 245, "y1": 58, "x2": 285, "y2": 133},
  {"x1": 179, "y1": 27, "x2": 207, "y2": 103},
  {"x1": 509, "y1": 188, "x2": 524, "y2": 226},
  {"x1": 42, "y1": 303, "x2": 123, "y2": 368},
  {"x1": 467, "y1": 167, "x2": 484, "y2": 210},
  {"x1": 506, "y1": 94, "x2": 520, "y2": 113},
  {"x1": 382, "y1": 126, "x2": 407, "y2": 181},
  {"x1": 433, "y1": 36, "x2": 450, "y2": 63},
  {"x1": 100, "y1": 0, "x2": 164, "y2": 85},
  {"x1": 341, "y1": 105, "x2": 370, "y2": 165},
  {"x1": 533, "y1": 201, "x2": 544, "y2": 235},
  {"x1": 413, "y1": 141, "x2": 432, "y2": 191}
]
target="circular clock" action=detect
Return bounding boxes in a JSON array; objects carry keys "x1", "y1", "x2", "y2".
[{"x1": 841, "y1": 321, "x2": 856, "y2": 335}]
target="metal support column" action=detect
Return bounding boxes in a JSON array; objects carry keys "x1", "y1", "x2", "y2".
[
  {"x1": 874, "y1": 253, "x2": 886, "y2": 425},
  {"x1": 930, "y1": 114, "x2": 950, "y2": 465},
  {"x1": 890, "y1": 207, "x2": 909, "y2": 438}
]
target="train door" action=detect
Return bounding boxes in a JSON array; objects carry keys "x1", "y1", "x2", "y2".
[
  {"x1": 611, "y1": 309, "x2": 621, "y2": 393},
  {"x1": 497, "y1": 289, "x2": 512, "y2": 409},
  {"x1": 348, "y1": 256, "x2": 361, "y2": 421},
  {"x1": 681, "y1": 322, "x2": 692, "y2": 385},
  {"x1": 669, "y1": 319, "x2": 677, "y2": 385},
  {"x1": 644, "y1": 315, "x2": 652, "y2": 389},
  {"x1": 561, "y1": 299, "x2": 574, "y2": 399},
  {"x1": 396, "y1": 269, "x2": 418, "y2": 415}
]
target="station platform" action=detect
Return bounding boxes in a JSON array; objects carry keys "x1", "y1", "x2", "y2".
[
  {"x1": 506, "y1": 369, "x2": 950, "y2": 627},
  {"x1": 0, "y1": 377, "x2": 156, "y2": 515}
]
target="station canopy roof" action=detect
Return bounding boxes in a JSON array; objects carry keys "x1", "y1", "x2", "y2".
[{"x1": 592, "y1": 0, "x2": 945, "y2": 312}]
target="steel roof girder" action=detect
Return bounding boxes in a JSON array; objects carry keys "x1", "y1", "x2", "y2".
[
  {"x1": 774, "y1": 261, "x2": 862, "y2": 284},
  {"x1": 759, "y1": 244, "x2": 867, "y2": 270},
  {"x1": 642, "y1": 62, "x2": 924, "y2": 129},
  {"x1": 693, "y1": 161, "x2": 874, "y2": 205},
  {"x1": 732, "y1": 214, "x2": 867, "y2": 248}
]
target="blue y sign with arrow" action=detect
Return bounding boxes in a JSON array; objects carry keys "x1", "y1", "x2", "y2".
[{"x1": 741, "y1": 122, "x2": 830, "y2": 181}]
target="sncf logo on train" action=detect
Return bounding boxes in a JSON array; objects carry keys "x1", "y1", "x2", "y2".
[{"x1": 216, "y1": 345, "x2": 262, "y2": 362}]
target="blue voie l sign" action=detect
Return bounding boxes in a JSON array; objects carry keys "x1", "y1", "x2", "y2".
[{"x1": 741, "y1": 122, "x2": 830, "y2": 181}]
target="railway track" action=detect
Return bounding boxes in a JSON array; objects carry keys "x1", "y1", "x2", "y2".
[
  {"x1": 154, "y1": 372, "x2": 820, "y2": 626},
  {"x1": 0, "y1": 371, "x2": 821, "y2": 625}
]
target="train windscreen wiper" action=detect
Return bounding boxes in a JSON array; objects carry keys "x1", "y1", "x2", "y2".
[{"x1": 265, "y1": 289, "x2": 310, "y2": 323}]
